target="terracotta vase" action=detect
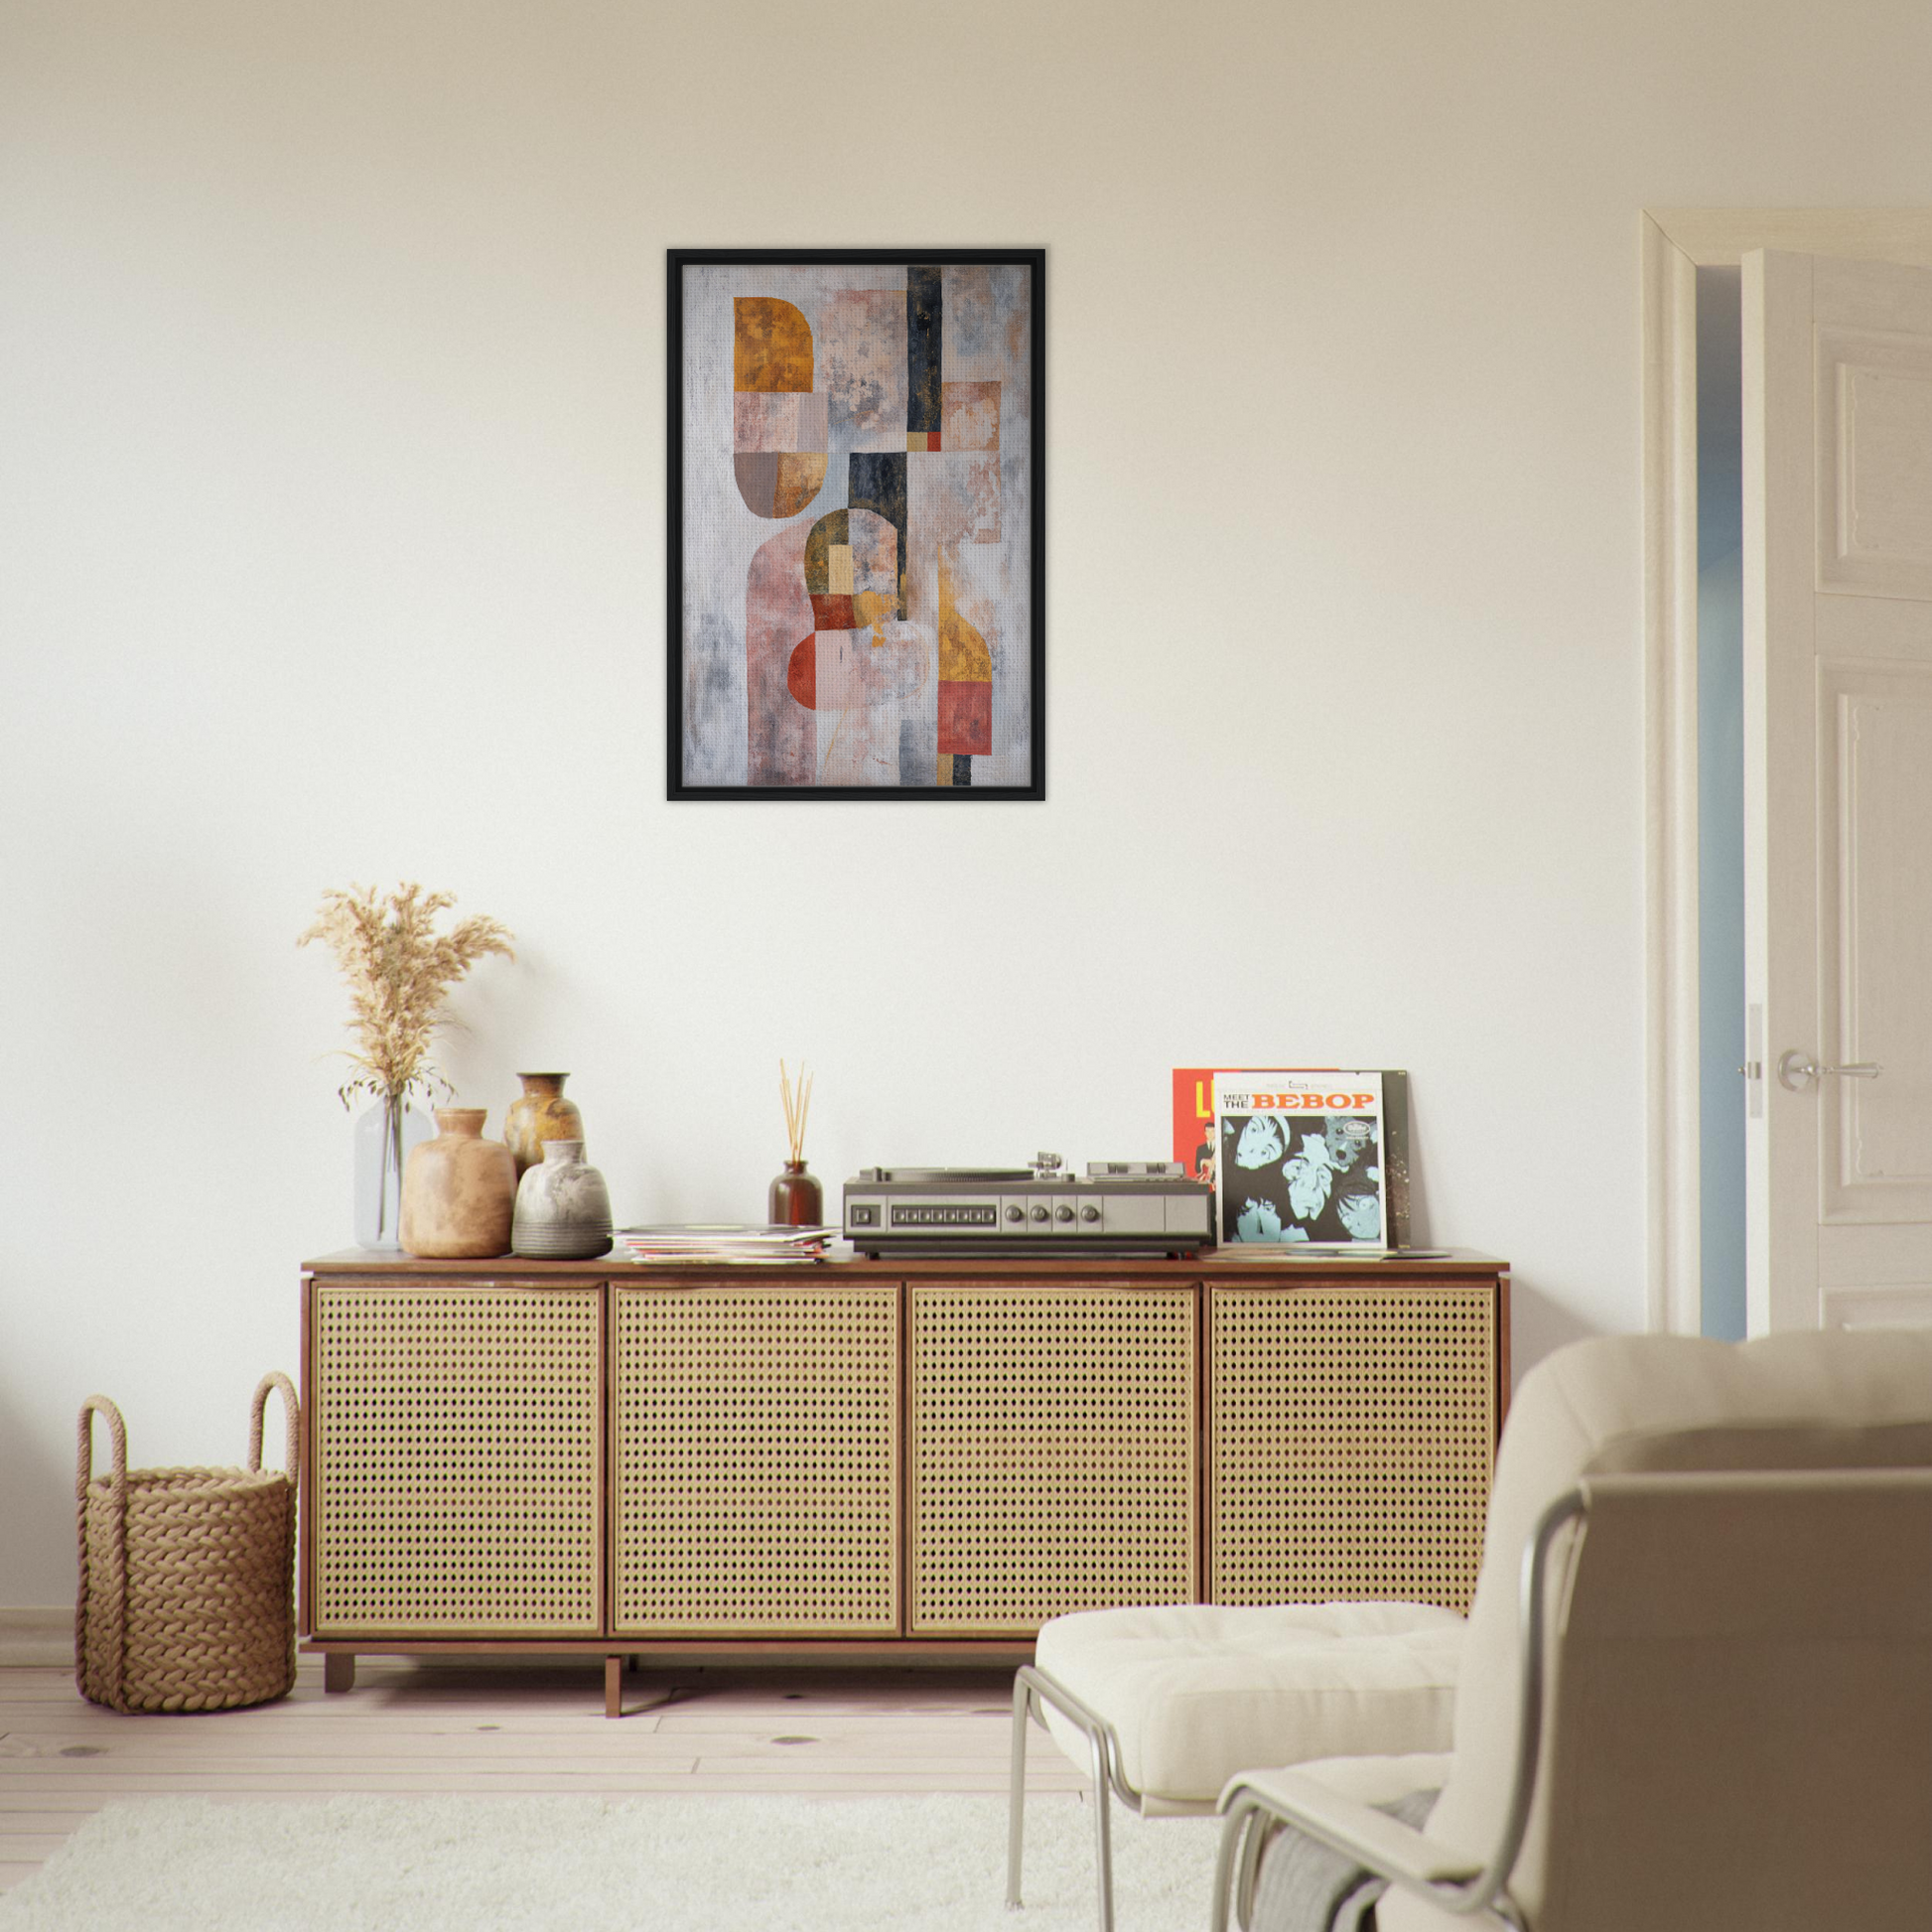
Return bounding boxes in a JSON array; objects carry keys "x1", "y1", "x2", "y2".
[
  {"x1": 512, "y1": 1141, "x2": 614, "y2": 1260},
  {"x1": 503, "y1": 1072, "x2": 586, "y2": 1178},
  {"x1": 768, "y1": 1160, "x2": 824, "y2": 1227},
  {"x1": 400, "y1": 1109, "x2": 515, "y2": 1258}
]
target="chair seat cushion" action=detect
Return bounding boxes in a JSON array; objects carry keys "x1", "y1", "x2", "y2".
[{"x1": 1034, "y1": 1602, "x2": 1465, "y2": 1811}]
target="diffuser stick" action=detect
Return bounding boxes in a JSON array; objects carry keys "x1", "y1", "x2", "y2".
[{"x1": 779, "y1": 1059, "x2": 811, "y2": 1165}]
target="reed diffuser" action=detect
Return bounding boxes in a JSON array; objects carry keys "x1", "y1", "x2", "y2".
[{"x1": 769, "y1": 1058, "x2": 823, "y2": 1227}]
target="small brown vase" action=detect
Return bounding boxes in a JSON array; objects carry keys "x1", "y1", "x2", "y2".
[
  {"x1": 400, "y1": 1109, "x2": 515, "y2": 1258},
  {"x1": 767, "y1": 1160, "x2": 824, "y2": 1227},
  {"x1": 503, "y1": 1073, "x2": 586, "y2": 1178}
]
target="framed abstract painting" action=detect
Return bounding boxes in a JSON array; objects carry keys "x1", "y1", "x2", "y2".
[{"x1": 667, "y1": 249, "x2": 1044, "y2": 799}]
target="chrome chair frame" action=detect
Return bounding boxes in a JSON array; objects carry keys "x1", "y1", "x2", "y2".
[
  {"x1": 1007, "y1": 1662, "x2": 1171, "y2": 1932},
  {"x1": 1208, "y1": 1489, "x2": 1587, "y2": 1932}
]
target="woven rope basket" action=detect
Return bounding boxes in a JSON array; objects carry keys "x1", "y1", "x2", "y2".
[{"x1": 75, "y1": 1373, "x2": 300, "y2": 1714}]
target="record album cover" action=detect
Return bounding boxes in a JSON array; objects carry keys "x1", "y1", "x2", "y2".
[{"x1": 1173, "y1": 1067, "x2": 1412, "y2": 1248}]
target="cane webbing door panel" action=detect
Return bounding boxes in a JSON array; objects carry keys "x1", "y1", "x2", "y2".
[
  {"x1": 612, "y1": 1282, "x2": 899, "y2": 1634},
  {"x1": 312, "y1": 1283, "x2": 602, "y2": 1635},
  {"x1": 1209, "y1": 1283, "x2": 1494, "y2": 1611},
  {"x1": 908, "y1": 1282, "x2": 1197, "y2": 1634}
]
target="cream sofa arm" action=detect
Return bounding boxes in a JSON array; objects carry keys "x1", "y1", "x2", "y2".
[
  {"x1": 1235, "y1": 1765, "x2": 1471, "y2": 1869},
  {"x1": 1209, "y1": 1768, "x2": 1502, "y2": 1932},
  {"x1": 1210, "y1": 1487, "x2": 1594, "y2": 1932}
]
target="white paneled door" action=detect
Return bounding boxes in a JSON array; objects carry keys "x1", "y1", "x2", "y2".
[{"x1": 1745, "y1": 250, "x2": 1932, "y2": 1331}]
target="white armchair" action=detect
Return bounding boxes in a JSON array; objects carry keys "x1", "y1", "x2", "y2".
[
  {"x1": 1008, "y1": 1600, "x2": 1464, "y2": 1929},
  {"x1": 1212, "y1": 1328, "x2": 1932, "y2": 1932}
]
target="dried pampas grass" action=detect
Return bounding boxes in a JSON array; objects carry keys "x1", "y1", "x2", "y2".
[{"x1": 298, "y1": 883, "x2": 515, "y2": 1107}]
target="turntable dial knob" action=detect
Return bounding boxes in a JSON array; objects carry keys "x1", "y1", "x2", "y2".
[
  {"x1": 1080, "y1": 1205, "x2": 1101, "y2": 1223},
  {"x1": 1055, "y1": 1205, "x2": 1074, "y2": 1223},
  {"x1": 1030, "y1": 1205, "x2": 1049, "y2": 1223},
  {"x1": 1005, "y1": 1205, "x2": 1025, "y2": 1222}
]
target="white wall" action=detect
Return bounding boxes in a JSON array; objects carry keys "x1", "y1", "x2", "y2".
[{"x1": 4, "y1": 0, "x2": 1928, "y2": 1604}]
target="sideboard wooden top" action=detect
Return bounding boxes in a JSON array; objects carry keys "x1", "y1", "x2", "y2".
[{"x1": 305, "y1": 1247, "x2": 1507, "y2": 1281}]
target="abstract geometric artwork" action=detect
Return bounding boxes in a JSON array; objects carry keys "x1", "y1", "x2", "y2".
[{"x1": 668, "y1": 250, "x2": 1044, "y2": 798}]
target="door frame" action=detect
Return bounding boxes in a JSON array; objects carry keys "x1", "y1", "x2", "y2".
[{"x1": 1641, "y1": 209, "x2": 1932, "y2": 1334}]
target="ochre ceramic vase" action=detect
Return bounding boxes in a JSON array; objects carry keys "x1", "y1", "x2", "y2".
[
  {"x1": 767, "y1": 1160, "x2": 824, "y2": 1227},
  {"x1": 400, "y1": 1109, "x2": 515, "y2": 1258},
  {"x1": 512, "y1": 1141, "x2": 614, "y2": 1259},
  {"x1": 503, "y1": 1072, "x2": 586, "y2": 1178}
]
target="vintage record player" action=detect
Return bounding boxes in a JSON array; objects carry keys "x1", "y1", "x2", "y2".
[{"x1": 843, "y1": 1154, "x2": 1212, "y2": 1257}]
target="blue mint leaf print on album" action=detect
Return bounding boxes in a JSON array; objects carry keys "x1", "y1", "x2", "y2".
[
  {"x1": 1233, "y1": 1115, "x2": 1284, "y2": 1169},
  {"x1": 1283, "y1": 1133, "x2": 1335, "y2": 1222}
]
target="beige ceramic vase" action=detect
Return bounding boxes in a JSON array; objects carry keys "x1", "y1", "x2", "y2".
[
  {"x1": 400, "y1": 1109, "x2": 515, "y2": 1258},
  {"x1": 503, "y1": 1072, "x2": 586, "y2": 1178}
]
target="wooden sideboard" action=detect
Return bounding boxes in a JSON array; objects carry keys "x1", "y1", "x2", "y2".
[{"x1": 300, "y1": 1250, "x2": 1509, "y2": 1714}]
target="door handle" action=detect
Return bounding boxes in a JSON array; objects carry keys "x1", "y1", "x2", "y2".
[{"x1": 1777, "y1": 1050, "x2": 1882, "y2": 1091}]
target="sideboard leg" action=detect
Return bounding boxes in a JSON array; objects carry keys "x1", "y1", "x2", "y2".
[
  {"x1": 323, "y1": 1652, "x2": 355, "y2": 1695},
  {"x1": 605, "y1": 1654, "x2": 622, "y2": 1719}
]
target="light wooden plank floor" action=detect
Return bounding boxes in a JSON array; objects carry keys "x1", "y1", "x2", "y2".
[{"x1": 0, "y1": 1657, "x2": 1084, "y2": 1892}]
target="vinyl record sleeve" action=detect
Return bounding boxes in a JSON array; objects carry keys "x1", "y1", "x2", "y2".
[{"x1": 1173, "y1": 1067, "x2": 1411, "y2": 1248}]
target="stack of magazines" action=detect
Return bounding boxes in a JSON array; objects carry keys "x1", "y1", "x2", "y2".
[{"x1": 613, "y1": 1224, "x2": 838, "y2": 1265}]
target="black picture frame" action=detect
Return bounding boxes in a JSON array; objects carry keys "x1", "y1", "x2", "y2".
[{"x1": 667, "y1": 248, "x2": 1045, "y2": 800}]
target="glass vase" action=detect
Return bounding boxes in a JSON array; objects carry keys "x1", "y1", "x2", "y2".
[{"x1": 352, "y1": 1094, "x2": 432, "y2": 1250}]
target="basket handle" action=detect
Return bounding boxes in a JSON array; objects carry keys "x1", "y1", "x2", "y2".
[
  {"x1": 76, "y1": 1395, "x2": 127, "y2": 1504},
  {"x1": 74, "y1": 1395, "x2": 131, "y2": 1707},
  {"x1": 248, "y1": 1371, "x2": 301, "y2": 1481}
]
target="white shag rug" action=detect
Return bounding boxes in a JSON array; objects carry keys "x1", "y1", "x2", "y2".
[{"x1": 0, "y1": 1793, "x2": 1223, "y2": 1931}]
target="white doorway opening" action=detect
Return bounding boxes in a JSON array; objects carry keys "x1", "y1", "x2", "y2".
[{"x1": 1644, "y1": 210, "x2": 1932, "y2": 1335}]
